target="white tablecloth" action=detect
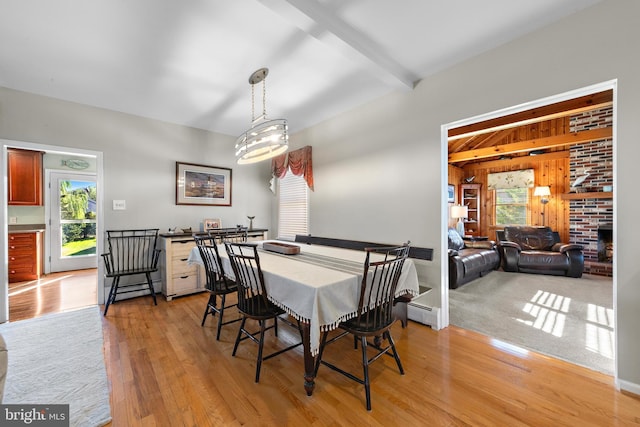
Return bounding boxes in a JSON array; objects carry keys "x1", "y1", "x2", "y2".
[{"x1": 188, "y1": 240, "x2": 420, "y2": 355}]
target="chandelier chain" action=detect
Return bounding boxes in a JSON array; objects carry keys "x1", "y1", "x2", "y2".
[
  {"x1": 251, "y1": 83, "x2": 255, "y2": 122},
  {"x1": 262, "y1": 79, "x2": 267, "y2": 117}
]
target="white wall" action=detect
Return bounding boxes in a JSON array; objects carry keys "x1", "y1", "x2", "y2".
[{"x1": 289, "y1": 0, "x2": 640, "y2": 391}]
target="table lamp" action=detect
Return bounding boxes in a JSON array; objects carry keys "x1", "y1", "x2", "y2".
[{"x1": 451, "y1": 205, "x2": 468, "y2": 236}]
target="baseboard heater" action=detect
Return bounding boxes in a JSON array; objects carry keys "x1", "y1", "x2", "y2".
[{"x1": 407, "y1": 298, "x2": 441, "y2": 330}]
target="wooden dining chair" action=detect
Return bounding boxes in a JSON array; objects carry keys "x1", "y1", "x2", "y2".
[
  {"x1": 313, "y1": 243, "x2": 410, "y2": 410},
  {"x1": 102, "y1": 229, "x2": 161, "y2": 315},
  {"x1": 224, "y1": 242, "x2": 303, "y2": 383},
  {"x1": 220, "y1": 227, "x2": 249, "y2": 243},
  {"x1": 193, "y1": 235, "x2": 240, "y2": 340}
]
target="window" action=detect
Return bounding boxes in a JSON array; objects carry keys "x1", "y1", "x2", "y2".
[
  {"x1": 277, "y1": 171, "x2": 308, "y2": 241},
  {"x1": 495, "y1": 187, "x2": 528, "y2": 225}
]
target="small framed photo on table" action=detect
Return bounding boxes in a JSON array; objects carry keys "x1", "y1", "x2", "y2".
[{"x1": 204, "y1": 218, "x2": 222, "y2": 231}]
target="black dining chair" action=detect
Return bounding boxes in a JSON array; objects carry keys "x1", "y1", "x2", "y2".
[
  {"x1": 193, "y1": 235, "x2": 240, "y2": 340},
  {"x1": 102, "y1": 229, "x2": 161, "y2": 316},
  {"x1": 224, "y1": 242, "x2": 303, "y2": 383},
  {"x1": 313, "y1": 244, "x2": 410, "y2": 410}
]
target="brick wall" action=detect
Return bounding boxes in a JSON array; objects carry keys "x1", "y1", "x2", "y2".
[{"x1": 568, "y1": 107, "x2": 613, "y2": 276}]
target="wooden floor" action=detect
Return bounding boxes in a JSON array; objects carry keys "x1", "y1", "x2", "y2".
[
  {"x1": 8, "y1": 268, "x2": 97, "y2": 321},
  {"x1": 8, "y1": 273, "x2": 640, "y2": 425}
]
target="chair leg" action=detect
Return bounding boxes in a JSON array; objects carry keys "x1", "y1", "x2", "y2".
[
  {"x1": 103, "y1": 276, "x2": 119, "y2": 316},
  {"x1": 360, "y1": 335, "x2": 372, "y2": 411},
  {"x1": 232, "y1": 317, "x2": 247, "y2": 356},
  {"x1": 201, "y1": 294, "x2": 215, "y2": 326},
  {"x1": 255, "y1": 320, "x2": 267, "y2": 383},
  {"x1": 215, "y1": 294, "x2": 227, "y2": 340},
  {"x1": 385, "y1": 331, "x2": 404, "y2": 375},
  {"x1": 145, "y1": 272, "x2": 157, "y2": 306}
]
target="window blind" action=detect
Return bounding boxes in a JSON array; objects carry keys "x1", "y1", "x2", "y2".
[{"x1": 278, "y1": 171, "x2": 308, "y2": 241}]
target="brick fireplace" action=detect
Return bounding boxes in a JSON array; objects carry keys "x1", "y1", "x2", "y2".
[{"x1": 568, "y1": 107, "x2": 613, "y2": 276}]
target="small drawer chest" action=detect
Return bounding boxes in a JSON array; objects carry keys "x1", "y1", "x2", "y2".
[
  {"x1": 159, "y1": 235, "x2": 203, "y2": 301},
  {"x1": 8, "y1": 231, "x2": 43, "y2": 283}
]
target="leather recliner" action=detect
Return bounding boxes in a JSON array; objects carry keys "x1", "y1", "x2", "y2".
[
  {"x1": 448, "y1": 228, "x2": 501, "y2": 289},
  {"x1": 497, "y1": 226, "x2": 584, "y2": 278}
]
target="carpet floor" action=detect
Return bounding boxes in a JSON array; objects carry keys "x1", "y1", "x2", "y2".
[
  {"x1": 449, "y1": 270, "x2": 614, "y2": 375},
  {"x1": 0, "y1": 305, "x2": 112, "y2": 426}
]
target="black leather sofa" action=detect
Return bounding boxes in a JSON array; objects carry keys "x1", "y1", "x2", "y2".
[
  {"x1": 448, "y1": 228, "x2": 500, "y2": 289},
  {"x1": 496, "y1": 226, "x2": 584, "y2": 278}
]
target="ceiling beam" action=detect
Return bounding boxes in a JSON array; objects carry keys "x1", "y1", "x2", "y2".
[
  {"x1": 448, "y1": 127, "x2": 612, "y2": 163},
  {"x1": 258, "y1": 0, "x2": 416, "y2": 90},
  {"x1": 448, "y1": 91, "x2": 613, "y2": 140}
]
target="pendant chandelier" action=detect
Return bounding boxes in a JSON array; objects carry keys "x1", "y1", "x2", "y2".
[{"x1": 235, "y1": 68, "x2": 289, "y2": 165}]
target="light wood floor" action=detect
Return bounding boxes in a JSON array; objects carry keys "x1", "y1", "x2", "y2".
[
  {"x1": 8, "y1": 268, "x2": 97, "y2": 321},
  {"x1": 8, "y1": 273, "x2": 640, "y2": 425}
]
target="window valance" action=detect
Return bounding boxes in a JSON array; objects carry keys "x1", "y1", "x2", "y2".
[
  {"x1": 487, "y1": 169, "x2": 534, "y2": 190},
  {"x1": 271, "y1": 145, "x2": 314, "y2": 191}
]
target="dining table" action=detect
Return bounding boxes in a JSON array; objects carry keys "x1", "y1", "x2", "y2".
[{"x1": 187, "y1": 240, "x2": 420, "y2": 396}]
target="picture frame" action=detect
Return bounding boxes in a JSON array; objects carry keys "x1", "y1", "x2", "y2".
[
  {"x1": 447, "y1": 184, "x2": 455, "y2": 203},
  {"x1": 203, "y1": 218, "x2": 222, "y2": 231},
  {"x1": 176, "y1": 162, "x2": 232, "y2": 206}
]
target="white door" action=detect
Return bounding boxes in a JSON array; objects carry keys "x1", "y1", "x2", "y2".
[{"x1": 49, "y1": 171, "x2": 98, "y2": 272}]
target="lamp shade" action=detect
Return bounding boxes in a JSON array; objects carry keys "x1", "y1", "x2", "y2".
[
  {"x1": 451, "y1": 205, "x2": 468, "y2": 219},
  {"x1": 534, "y1": 186, "x2": 551, "y2": 197},
  {"x1": 235, "y1": 117, "x2": 288, "y2": 164}
]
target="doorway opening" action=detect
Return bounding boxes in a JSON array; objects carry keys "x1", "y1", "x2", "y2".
[
  {"x1": 441, "y1": 80, "x2": 617, "y2": 376},
  {"x1": 2, "y1": 140, "x2": 104, "y2": 323}
]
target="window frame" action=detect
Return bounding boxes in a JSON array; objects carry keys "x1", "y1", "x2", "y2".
[{"x1": 493, "y1": 187, "x2": 530, "y2": 226}]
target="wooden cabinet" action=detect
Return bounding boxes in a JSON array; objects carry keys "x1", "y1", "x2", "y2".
[
  {"x1": 7, "y1": 148, "x2": 43, "y2": 206},
  {"x1": 8, "y1": 232, "x2": 43, "y2": 283},
  {"x1": 159, "y1": 236, "x2": 204, "y2": 301},
  {"x1": 159, "y1": 229, "x2": 268, "y2": 301},
  {"x1": 460, "y1": 183, "x2": 481, "y2": 237}
]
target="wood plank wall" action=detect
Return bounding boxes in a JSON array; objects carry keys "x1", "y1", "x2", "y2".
[{"x1": 448, "y1": 151, "x2": 570, "y2": 242}]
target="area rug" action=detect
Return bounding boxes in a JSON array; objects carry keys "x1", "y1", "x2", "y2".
[
  {"x1": 449, "y1": 271, "x2": 614, "y2": 375},
  {"x1": 0, "y1": 306, "x2": 112, "y2": 426}
]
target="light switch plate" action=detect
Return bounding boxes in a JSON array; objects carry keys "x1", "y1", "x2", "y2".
[
  {"x1": 9, "y1": 217, "x2": 17, "y2": 224},
  {"x1": 112, "y1": 200, "x2": 126, "y2": 210}
]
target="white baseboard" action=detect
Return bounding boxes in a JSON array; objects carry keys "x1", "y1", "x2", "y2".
[
  {"x1": 407, "y1": 303, "x2": 442, "y2": 330},
  {"x1": 617, "y1": 379, "x2": 640, "y2": 396}
]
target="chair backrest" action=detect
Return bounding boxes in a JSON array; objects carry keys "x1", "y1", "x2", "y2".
[
  {"x1": 104, "y1": 229, "x2": 160, "y2": 274},
  {"x1": 220, "y1": 227, "x2": 249, "y2": 243},
  {"x1": 193, "y1": 234, "x2": 217, "y2": 246},
  {"x1": 195, "y1": 241, "x2": 235, "y2": 293},
  {"x1": 224, "y1": 242, "x2": 269, "y2": 314},
  {"x1": 353, "y1": 244, "x2": 410, "y2": 330}
]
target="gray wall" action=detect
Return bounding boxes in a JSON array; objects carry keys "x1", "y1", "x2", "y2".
[{"x1": 1, "y1": 0, "x2": 638, "y2": 392}]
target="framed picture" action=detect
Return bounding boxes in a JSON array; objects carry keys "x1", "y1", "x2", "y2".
[
  {"x1": 203, "y1": 218, "x2": 222, "y2": 231},
  {"x1": 176, "y1": 162, "x2": 232, "y2": 206},
  {"x1": 447, "y1": 184, "x2": 455, "y2": 203}
]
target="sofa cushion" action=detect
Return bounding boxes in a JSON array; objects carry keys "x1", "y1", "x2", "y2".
[
  {"x1": 448, "y1": 228, "x2": 465, "y2": 251},
  {"x1": 504, "y1": 226, "x2": 556, "y2": 251},
  {"x1": 518, "y1": 251, "x2": 569, "y2": 269}
]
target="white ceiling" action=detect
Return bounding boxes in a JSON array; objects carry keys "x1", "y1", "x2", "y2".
[{"x1": 0, "y1": 0, "x2": 602, "y2": 137}]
